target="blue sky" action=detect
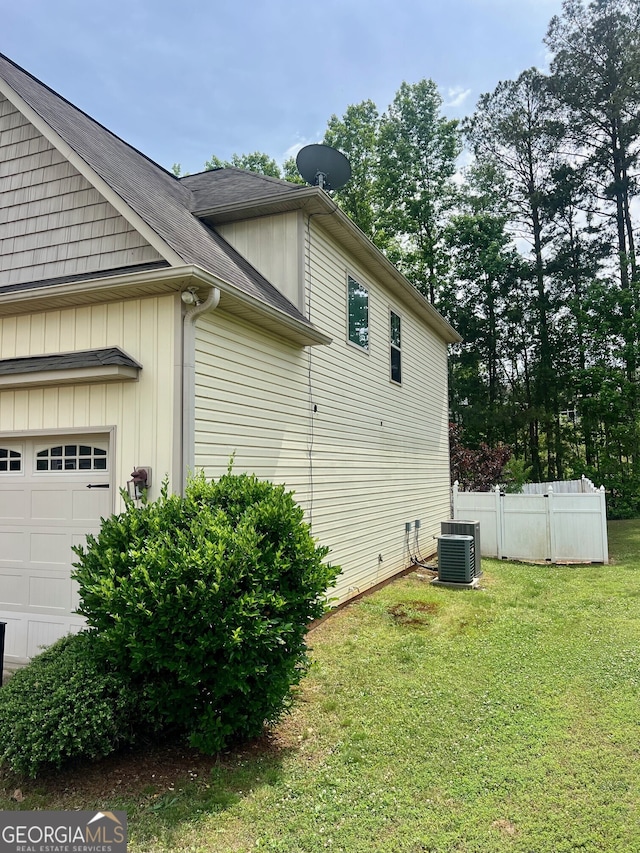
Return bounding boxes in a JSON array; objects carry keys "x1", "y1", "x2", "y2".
[{"x1": 4, "y1": 0, "x2": 564, "y2": 175}]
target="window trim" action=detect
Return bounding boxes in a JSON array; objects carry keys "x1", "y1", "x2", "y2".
[
  {"x1": 389, "y1": 308, "x2": 402, "y2": 385},
  {"x1": 0, "y1": 446, "x2": 23, "y2": 474},
  {"x1": 33, "y1": 442, "x2": 109, "y2": 473},
  {"x1": 346, "y1": 273, "x2": 370, "y2": 353}
]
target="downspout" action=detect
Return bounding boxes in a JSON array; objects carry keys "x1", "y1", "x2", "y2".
[{"x1": 181, "y1": 284, "x2": 221, "y2": 493}]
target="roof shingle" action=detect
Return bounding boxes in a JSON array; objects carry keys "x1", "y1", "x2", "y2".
[
  {"x1": 182, "y1": 168, "x2": 306, "y2": 212},
  {"x1": 0, "y1": 53, "x2": 312, "y2": 327},
  {"x1": 0, "y1": 347, "x2": 141, "y2": 375}
]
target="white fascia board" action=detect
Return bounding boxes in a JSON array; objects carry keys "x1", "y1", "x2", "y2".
[
  {"x1": 186, "y1": 266, "x2": 333, "y2": 346},
  {"x1": 0, "y1": 266, "x2": 195, "y2": 308},
  {"x1": 194, "y1": 186, "x2": 321, "y2": 220},
  {"x1": 0, "y1": 265, "x2": 332, "y2": 347},
  {"x1": 0, "y1": 78, "x2": 185, "y2": 268}
]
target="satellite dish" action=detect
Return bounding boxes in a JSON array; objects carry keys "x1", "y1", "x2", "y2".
[{"x1": 296, "y1": 144, "x2": 352, "y2": 191}]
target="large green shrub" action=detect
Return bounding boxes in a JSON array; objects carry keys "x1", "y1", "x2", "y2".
[
  {"x1": 0, "y1": 632, "x2": 144, "y2": 777},
  {"x1": 72, "y1": 471, "x2": 339, "y2": 753}
]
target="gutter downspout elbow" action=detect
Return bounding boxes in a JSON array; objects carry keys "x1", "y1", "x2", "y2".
[{"x1": 182, "y1": 285, "x2": 221, "y2": 493}]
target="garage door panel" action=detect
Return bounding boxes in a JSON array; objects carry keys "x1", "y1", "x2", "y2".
[
  {"x1": 0, "y1": 490, "x2": 27, "y2": 521},
  {"x1": 29, "y1": 574, "x2": 70, "y2": 610},
  {"x1": 0, "y1": 573, "x2": 28, "y2": 607},
  {"x1": 0, "y1": 530, "x2": 27, "y2": 564},
  {"x1": 27, "y1": 619, "x2": 83, "y2": 660},
  {"x1": 0, "y1": 433, "x2": 111, "y2": 663},
  {"x1": 72, "y1": 488, "x2": 111, "y2": 521},
  {"x1": 30, "y1": 531, "x2": 71, "y2": 565},
  {"x1": 71, "y1": 531, "x2": 95, "y2": 552},
  {"x1": 1, "y1": 615, "x2": 26, "y2": 660},
  {"x1": 70, "y1": 580, "x2": 81, "y2": 612},
  {"x1": 31, "y1": 489, "x2": 70, "y2": 520}
]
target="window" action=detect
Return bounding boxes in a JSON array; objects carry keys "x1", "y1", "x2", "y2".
[
  {"x1": 390, "y1": 310, "x2": 402, "y2": 383},
  {"x1": 348, "y1": 276, "x2": 369, "y2": 350},
  {"x1": 0, "y1": 448, "x2": 21, "y2": 473},
  {"x1": 35, "y1": 444, "x2": 108, "y2": 472}
]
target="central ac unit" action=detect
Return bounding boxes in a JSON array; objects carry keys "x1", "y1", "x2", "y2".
[
  {"x1": 437, "y1": 534, "x2": 475, "y2": 584},
  {"x1": 441, "y1": 519, "x2": 481, "y2": 577}
]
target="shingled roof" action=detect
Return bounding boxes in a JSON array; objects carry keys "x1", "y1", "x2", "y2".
[
  {"x1": 0, "y1": 53, "x2": 460, "y2": 346},
  {"x1": 0, "y1": 53, "x2": 312, "y2": 327},
  {"x1": 182, "y1": 168, "x2": 307, "y2": 212},
  {"x1": 0, "y1": 347, "x2": 141, "y2": 376}
]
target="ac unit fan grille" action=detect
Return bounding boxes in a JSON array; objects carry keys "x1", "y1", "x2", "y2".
[
  {"x1": 441, "y1": 520, "x2": 481, "y2": 577},
  {"x1": 437, "y1": 534, "x2": 474, "y2": 584}
]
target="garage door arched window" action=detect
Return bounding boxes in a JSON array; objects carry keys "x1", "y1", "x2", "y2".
[
  {"x1": 0, "y1": 448, "x2": 22, "y2": 473},
  {"x1": 35, "y1": 445, "x2": 108, "y2": 472}
]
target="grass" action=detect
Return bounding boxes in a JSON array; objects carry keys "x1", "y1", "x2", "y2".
[{"x1": 3, "y1": 519, "x2": 640, "y2": 852}]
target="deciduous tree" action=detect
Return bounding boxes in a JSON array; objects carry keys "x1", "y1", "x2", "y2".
[{"x1": 376, "y1": 80, "x2": 461, "y2": 303}]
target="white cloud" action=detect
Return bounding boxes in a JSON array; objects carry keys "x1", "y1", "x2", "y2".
[
  {"x1": 445, "y1": 86, "x2": 473, "y2": 108},
  {"x1": 452, "y1": 150, "x2": 474, "y2": 186},
  {"x1": 281, "y1": 135, "x2": 325, "y2": 167}
]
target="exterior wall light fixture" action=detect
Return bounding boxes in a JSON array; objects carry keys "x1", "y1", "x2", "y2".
[
  {"x1": 181, "y1": 288, "x2": 200, "y2": 306},
  {"x1": 127, "y1": 466, "x2": 152, "y2": 500}
]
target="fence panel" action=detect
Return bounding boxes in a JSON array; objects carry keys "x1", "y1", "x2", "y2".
[
  {"x1": 502, "y1": 494, "x2": 550, "y2": 561},
  {"x1": 522, "y1": 476, "x2": 598, "y2": 495},
  {"x1": 452, "y1": 482, "x2": 608, "y2": 564},
  {"x1": 450, "y1": 487, "x2": 501, "y2": 557},
  {"x1": 550, "y1": 492, "x2": 608, "y2": 563}
]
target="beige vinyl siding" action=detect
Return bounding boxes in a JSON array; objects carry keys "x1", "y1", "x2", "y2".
[
  {"x1": 0, "y1": 295, "x2": 179, "y2": 501},
  {"x1": 304, "y1": 219, "x2": 450, "y2": 600},
  {"x1": 216, "y1": 212, "x2": 303, "y2": 311},
  {"x1": 0, "y1": 95, "x2": 164, "y2": 286},
  {"x1": 194, "y1": 309, "x2": 310, "y2": 488},
  {"x1": 193, "y1": 214, "x2": 451, "y2": 604}
]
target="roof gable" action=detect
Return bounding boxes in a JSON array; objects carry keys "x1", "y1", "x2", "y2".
[
  {"x1": 0, "y1": 93, "x2": 166, "y2": 288},
  {"x1": 0, "y1": 54, "x2": 458, "y2": 345},
  {"x1": 0, "y1": 53, "x2": 312, "y2": 327},
  {"x1": 184, "y1": 166, "x2": 461, "y2": 345}
]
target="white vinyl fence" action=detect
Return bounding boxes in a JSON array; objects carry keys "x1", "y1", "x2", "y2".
[
  {"x1": 522, "y1": 475, "x2": 599, "y2": 495},
  {"x1": 452, "y1": 481, "x2": 608, "y2": 564}
]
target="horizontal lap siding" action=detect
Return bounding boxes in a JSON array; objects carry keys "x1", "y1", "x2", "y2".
[
  {"x1": 0, "y1": 296, "x2": 178, "y2": 502},
  {"x1": 194, "y1": 311, "x2": 310, "y2": 490},
  {"x1": 305, "y1": 222, "x2": 450, "y2": 600},
  {"x1": 0, "y1": 95, "x2": 163, "y2": 285},
  {"x1": 194, "y1": 215, "x2": 450, "y2": 603}
]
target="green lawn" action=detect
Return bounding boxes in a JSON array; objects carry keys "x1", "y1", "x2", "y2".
[{"x1": 5, "y1": 520, "x2": 640, "y2": 852}]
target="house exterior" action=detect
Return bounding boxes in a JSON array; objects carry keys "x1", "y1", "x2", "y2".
[{"x1": 0, "y1": 53, "x2": 460, "y2": 666}]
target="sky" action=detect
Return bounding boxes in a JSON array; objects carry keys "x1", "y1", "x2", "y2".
[{"x1": 3, "y1": 0, "x2": 565, "y2": 176}]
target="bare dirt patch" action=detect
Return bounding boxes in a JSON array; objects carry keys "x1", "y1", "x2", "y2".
[
  {"x1": 492, "y1": 818, "x2": 518, "y2": 837},
  {"x1": 0, "y1": 732, "x2": 292, "y2": 809},
  {"x1": 387, "y1": 600, "x2": 441, "y2": 626}
]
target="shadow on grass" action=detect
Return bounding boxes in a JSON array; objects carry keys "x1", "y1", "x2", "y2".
[
  {"x1": 129, "y1": 740, "x2": 293, "y2": 849},
  {"x1": 0, "y1": 728, "x2": 296, "y2": 835}
]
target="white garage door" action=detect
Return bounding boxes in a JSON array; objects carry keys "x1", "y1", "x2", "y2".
[{"x1": 0, "y1": 434, "x2": 112, "y2": 664}]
